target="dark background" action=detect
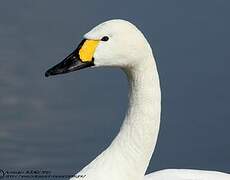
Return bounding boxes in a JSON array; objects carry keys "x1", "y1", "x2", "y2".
[{"x1": 0, "y1": 0, "x2": 229, "y2": 177}]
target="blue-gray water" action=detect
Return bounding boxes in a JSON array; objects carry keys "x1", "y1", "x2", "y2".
[{"x1": 0, "y1": 0, "x2": 230, "y2": 179}]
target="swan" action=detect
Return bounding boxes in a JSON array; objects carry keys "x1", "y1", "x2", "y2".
[{"x1": 45, "y1": 19, "x2": 230, "y2": 180}]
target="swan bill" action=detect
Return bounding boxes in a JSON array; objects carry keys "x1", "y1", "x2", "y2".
[{"x1": 45, "y1": 39, "x2": 99, "y2": 77}]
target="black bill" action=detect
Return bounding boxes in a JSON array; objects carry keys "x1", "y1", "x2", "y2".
[{"x1": 45, "y1": 39, "x2": 94, "y2": 77}]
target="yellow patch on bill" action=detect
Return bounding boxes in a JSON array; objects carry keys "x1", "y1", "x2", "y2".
[{"x1": 79, "y1": 40, "x2": 99, "y2": 62}]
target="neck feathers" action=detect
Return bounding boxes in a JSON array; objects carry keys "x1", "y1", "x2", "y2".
[
  {"x1": 77, "y1": 55, "x2": 161, "y2": 180},
  {"x1": 111, "y1": 55, "x2": 161, "y2": 179}
]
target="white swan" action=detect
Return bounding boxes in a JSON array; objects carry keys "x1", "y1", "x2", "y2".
[{"x1": 45, "y1": 19, "x2": 230, "y2": 180}]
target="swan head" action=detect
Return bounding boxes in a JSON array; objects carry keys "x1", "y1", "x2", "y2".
[{"x1": 45, "y1": 19, "x2": 152, "y2": 77}]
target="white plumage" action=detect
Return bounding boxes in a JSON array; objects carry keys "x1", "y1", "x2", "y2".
[
  {"x1": 47, "y1": 19, "x2": 230, "y2": 180},
  {"x1": 145, "y1": 169, "x2": 230, "y2": 180}
]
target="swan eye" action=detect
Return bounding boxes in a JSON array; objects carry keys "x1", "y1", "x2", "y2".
[{"x1": 101, "y1": 36, "x2": 109, "y2": 41}]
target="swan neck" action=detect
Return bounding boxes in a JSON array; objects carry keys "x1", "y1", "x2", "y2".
[
  {"x1": 77, "y1": 56, "x2": 161, "y2": 180},
  {"x1": 113, "y1": 56, "x2": 161, "y2": 178}
]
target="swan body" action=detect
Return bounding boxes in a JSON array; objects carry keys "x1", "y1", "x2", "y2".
[
  {"x1": 145, "y1": 169, "x2": 230, "y2": 180},
  {"x1": 45, "y1": 19, "x2": 230, "y2": 180}
]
